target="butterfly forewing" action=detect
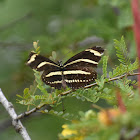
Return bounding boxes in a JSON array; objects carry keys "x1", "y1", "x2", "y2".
[
  {"x1": 27, "y1": 52, "x2": 59, "y2": 71},
  {"x1": 63, "y1": 46, "x2": 104, "y2": 69}
]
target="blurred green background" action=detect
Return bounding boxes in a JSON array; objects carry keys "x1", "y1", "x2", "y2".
[{"x1": 0, "y1": 0, "x2": 136, "y2": 139}]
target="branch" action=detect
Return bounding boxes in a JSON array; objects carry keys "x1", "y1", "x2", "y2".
[
  {"x1": 0, "y1": 89, "x2": 31, "y2": 140},
  {"x1": 16, "y1": 103, "x2": 47, "y2": 120},
  {"x1": 127, "y1": 128, "x2": 140, "y2": 140},
  {"x1": 0, "y1": 109, "x2": 47, "y2": 133},
  {"x1": 120, "y1": 127, "x2": 140, "y2": 140}
]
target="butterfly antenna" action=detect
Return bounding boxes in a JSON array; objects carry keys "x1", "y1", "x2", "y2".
[{"x1": 62, "y1": 50, "x2": 73, "y2": 61}]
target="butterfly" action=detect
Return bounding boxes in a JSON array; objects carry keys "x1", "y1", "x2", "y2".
[{"x1": 27, "y1": 46, "x2": 104, "y2": 89}]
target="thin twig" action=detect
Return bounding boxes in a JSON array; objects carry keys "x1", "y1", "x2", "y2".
[
  {"x1": 92, "y1": 104, "x2": 104, "y2": 111},
  {"x1": 16, "y1": 104, "x2": 46, "y2": 120},
  {"x1": 0, "y1": 89, "x2": 31, "y2": 140}
]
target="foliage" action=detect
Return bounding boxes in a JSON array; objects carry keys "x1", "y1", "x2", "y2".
[
  {"x1": 114, "y1": 36, "x2": 131, "y2": 65},
  {"x1": 17, "y1": 37, "x2": 139, "y2": 107},
  {"x1": 102, "y1": 56, "x2": 108, "y2": 78}
]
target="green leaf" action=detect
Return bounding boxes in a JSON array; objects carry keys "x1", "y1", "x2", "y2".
[
  {"x1": 102, "y1": 56, "x2": 108, "y2": 77},
  {"x1": 23, "y1": 88, "x2": 29, "y2": 95},
  {"x1": 52, "y1": 51, "x2": 57, "y2": 60},
  {"x1": 128, "y1": 58, "x2": 139, "y2": 72},
  {"x1": 23, "y1": 88, "x2": 30, "y2": 99},
  {"x1": 114, "y1": 36, "x2": 131, "y2": 65},
  {"x1": 16, "y1": 94, "x2": 23, "y2": 99}
]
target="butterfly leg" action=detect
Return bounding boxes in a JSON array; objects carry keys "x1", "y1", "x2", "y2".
[{"x1": 61, "y1": 72, "x2": 67, "y2": 90}]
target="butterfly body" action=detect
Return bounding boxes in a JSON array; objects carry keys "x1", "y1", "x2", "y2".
[{"x1": 27, "y1": 46, "x2": 104, "y2": 89}]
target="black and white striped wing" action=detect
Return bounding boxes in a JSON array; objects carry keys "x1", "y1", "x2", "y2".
[
  {"x1": 41, "y1": 67, "x2": 97, "y2": 89},
  {"x1": 64, "y1": 67, "x2": 97, "y2": 89},
  {"x1": 63, "y1": 46, "x2": 104, "y2": 68},
  {"x1": 41, "y1": 70, "x2": 63, "y2": 89},
  {"x1": 63, "y1": 46, "x2": 104, "y2": 88},
  {"x1": 27, "y1": 52, "x2": 59, "y2": 71}
]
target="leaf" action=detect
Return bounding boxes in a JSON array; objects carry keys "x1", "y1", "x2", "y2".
[
  {"x1": 34, "y1": 71, "x2": 49, "y2": 95},
  {"x1": 24, "y1": 88, "x2": 29, "y2": 95},
  {"x1": 16, "y1": 94, "x2": 23, "y2": 99},
  {"x1": 114, "y1": 36, "x2": 131, "y2": 65},
  {"x1": 102, "y1": 56, "x2": 108, "y2": 77},
  {"x1": 23, "y1": 88, "x2": 30, "y2": 98},
  {"x1": 52, "y1": 51, "x2": 57, "y2": 61},
  {"x1": 128, "y1": 58, "x2": 139, "y2": 72}
]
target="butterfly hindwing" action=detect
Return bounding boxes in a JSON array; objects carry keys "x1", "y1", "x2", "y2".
[
  {"x1": 41, "y1": 70, "x2": 63, "y2": 89},
  {"x1": 64, "y1": 67, "x2": 97, "y2": 89},
  {"x1": 41, "y1": 67, "x2": 97, "y2": 89}
]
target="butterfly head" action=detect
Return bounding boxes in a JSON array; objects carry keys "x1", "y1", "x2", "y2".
[{"x1": 57, "y1": 60, "x2": 63, "y2": 68}]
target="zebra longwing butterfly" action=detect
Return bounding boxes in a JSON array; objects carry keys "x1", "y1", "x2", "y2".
[{"x1": 27, "y1": 46, "x2": 104, "y2": 89}]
